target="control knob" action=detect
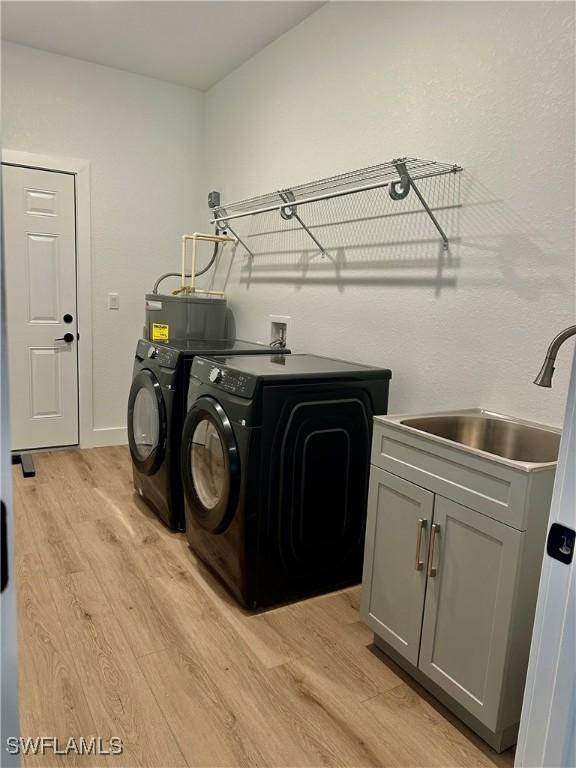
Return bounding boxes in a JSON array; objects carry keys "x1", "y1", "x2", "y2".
[
  {"x1": 209, "y1": 367, "x2": 223, "y2": 384},
  {"x1": 147, "y1": 346, "x2": 158, "y2": 359}
]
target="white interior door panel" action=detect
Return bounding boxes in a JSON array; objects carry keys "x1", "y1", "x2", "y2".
[{"x1": 3, "y1": 165, "x2": 78, "y2": 450}]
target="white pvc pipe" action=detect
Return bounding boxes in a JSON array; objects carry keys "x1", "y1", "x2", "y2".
[{"x1": 180, "y1": 232, "x2": 236, "y2": 293}]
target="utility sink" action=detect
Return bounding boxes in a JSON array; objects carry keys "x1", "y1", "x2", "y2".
[
  {"x1": 375, "y1": 408, "x2": 560, "y2": 472},
  {"x1": 400, "y1": 412, "x2": 560, "y2": 464},
  {"x1": 372, "y1": 408, "x2": 560, "y2": 530}
]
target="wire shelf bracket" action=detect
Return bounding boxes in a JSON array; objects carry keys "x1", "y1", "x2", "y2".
[
  {"x1": 278, "y1": 190, "x2": 330, "y2": 259},
  {"x1": 213, "y1": 213, "x2": 256, "y2": 260},
  {"x1": 208, "y1": 157, "x2": 462, "y2": 257}
]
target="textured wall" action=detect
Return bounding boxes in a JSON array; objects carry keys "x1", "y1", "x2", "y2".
[
  {"x1": 204, "y1": 1, "x2": 575, "y2": 426},
  {"x1": 3, "y1": 2, "x2": 574, "y2": 436},
  {"x1": 2, "y1": 42, "x2": 205, "y2": 438}
]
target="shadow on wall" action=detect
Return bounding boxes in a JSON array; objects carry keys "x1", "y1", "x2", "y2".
[
  {"x1": 211, "y1": 172, "x2": 463, "y2": 297},
  {"x1": 457, "y1": 175, "x2": 573, "y2": 302}
]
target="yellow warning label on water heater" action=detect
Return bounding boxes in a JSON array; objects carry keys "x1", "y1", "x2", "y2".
[{"x1": 152, "y1": 323, "x2": 169, "y2": 341}]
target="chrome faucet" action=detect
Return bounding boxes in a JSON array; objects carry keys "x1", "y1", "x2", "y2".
[{"x1": 534, "y1": 325, "x2": 576, "y2": 387}]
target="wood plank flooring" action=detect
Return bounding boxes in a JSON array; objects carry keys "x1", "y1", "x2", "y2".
[{"x1": 13, "y1": 447, "x2": 515, "y2": 768}]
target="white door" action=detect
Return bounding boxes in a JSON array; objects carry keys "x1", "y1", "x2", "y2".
[
  {"x1": 1, "y1": 162, "x2": 21, "y2": 766},
  {"x1": 516, "y1": 347, "x2": 576, "y2": 768},
  {"x1": 2, "y1": 165, "x2": 78, "y2": 451}
]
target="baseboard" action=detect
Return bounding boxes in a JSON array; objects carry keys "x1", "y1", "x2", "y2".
[{"x1": 82, "y1": 426, "x2": 128, "y2": 449}]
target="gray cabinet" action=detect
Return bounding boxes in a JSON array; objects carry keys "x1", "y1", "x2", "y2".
[
  {"x1": 361, "y1": 469, "x2": 432, "y2": 665},
  {"x1": 419, "y1": 496, "x2": 521, "y2": 731},
  {"x1": 362, "y1": 420, "x2": 555, "y2": 752}
]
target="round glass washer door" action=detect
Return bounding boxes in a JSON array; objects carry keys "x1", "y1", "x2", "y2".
[
  {"x1": 133, "y1": 386, "x2": 160, "y2": 460},
  {"x1": 127, "y1": 369, "x2": 167, "y2": 475},
  {"x1": 181, "y1": 398, "x2": 239, "y2": 534},
  {"x1": 190, "y1": 418, "x2": 227, "y2": 510}
]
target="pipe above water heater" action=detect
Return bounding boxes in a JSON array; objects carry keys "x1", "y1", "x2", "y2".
[{"x1": 177, "y1": 232, "x2": 236, "y2": 296}]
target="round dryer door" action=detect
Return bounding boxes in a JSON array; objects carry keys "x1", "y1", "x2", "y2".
[
  {"x1": 181, "y1": 397, "x2": 239, "y2": 534},
  {"x1": 127, "y1": 369, "x2": 167, "y2": 475}
]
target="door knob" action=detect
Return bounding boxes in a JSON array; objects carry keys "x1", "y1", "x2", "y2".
[{"x1": 55, "y1": 333, "x2": 74, "y2": 343}]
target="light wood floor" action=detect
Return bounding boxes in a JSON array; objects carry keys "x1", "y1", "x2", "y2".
[{"x1": 13, "y1": 447, "x2": 515, "y2": 768}]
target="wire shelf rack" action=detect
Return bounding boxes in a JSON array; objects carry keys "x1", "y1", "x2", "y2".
[{"x1": 209, "y1": 157, "x2": 462, "y2": 258}]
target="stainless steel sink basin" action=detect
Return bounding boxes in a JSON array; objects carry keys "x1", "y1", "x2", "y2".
[{"x1": 400, "y1": 414, "x2": 560, "y2": 464}]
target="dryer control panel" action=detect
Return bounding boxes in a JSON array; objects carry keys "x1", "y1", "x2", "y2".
[
  {"x1": 155, "y1": 346, "x2": 180, "y2": 368},
  {"x1": 136, "y1": 340, "x2": 180, "y2": 369},
  {"x1": 192, "y1": 358, "x2": 256, "y2": 398}
]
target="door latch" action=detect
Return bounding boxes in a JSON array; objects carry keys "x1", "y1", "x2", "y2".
[{"x1": 546, "y1": 523, "x2": 575, "y2": 565}]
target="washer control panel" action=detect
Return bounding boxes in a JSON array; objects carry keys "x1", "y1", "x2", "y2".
[
  {"x1": 136, "y1": 340, "x2": 180, "y2": 369},
  {"x1": 193, "y1": 358, "x2": 255, "y2": 398},
  {"x1": 155, "y1": 347, "x2": 180, "y2": 368},
  {"x1": 209, "y1": 366, "x2": 252, "y2": 396}
]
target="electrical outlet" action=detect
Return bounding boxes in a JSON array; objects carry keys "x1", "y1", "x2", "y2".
[
  {"x1": 108, "y1": 292, "x2": 120, "y2": 310},
  {"x1": 269, "y1": 314, "x2": 290, "y2": 349}
]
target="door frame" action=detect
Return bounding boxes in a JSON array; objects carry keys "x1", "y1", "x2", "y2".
[
  {"x1": 1, "y1": 149, "x2": 95, "y2": 448},
  {"x1": 515, "y1": 348, "x2": 576, "y2": 767}
]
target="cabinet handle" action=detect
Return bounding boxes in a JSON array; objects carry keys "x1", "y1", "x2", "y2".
[
  {"x1": 428, "y1": 523, "x2": 440, "y2": 577},
  {"x1": 415, "y1": 518, "x2": 427, "y2": 570}
]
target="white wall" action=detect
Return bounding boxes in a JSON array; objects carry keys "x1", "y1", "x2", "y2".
[
  {"x1": 205, "y1": 1, "x2": 575, "y2": 426},
  {"x1": 3, "y1": 3, "x2": 574, "y2": 439},
  {"x1": 1, "y1": 42, "x2": 205, "y2": 443}
]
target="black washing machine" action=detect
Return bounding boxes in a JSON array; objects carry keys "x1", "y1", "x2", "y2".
[
  {"x1": 127, "y1": 338, "x2": 288, "y2": 531},
  {"x1": 180, "y1": 353, "x2": 392, "y2": 608}
]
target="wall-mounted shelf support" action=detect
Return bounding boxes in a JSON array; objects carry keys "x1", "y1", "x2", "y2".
[
  {"x1": 408, "y1": 177, "x2": 450, "y2": 250},
  {"x1": 389, "y1": 159, "x2": 451, "y2": 250},
  {"x1": 279, "y1": 190, "x2": 330, "y2": 258},
  {"x1": 389, "y1": 159, "x2": 412, "y2": 200},
  {"x1": 208, "y1": 157, "x2": 462, "y2": 257},
  {"x1": 213, "y1": 208, "x2": 256, "y2": 259}
]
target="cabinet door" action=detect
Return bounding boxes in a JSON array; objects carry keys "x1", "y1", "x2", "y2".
[
  {"x1": 361, "y1": 468, "x2": 433, "y2": 665},
  {"x1": 419, "y1": 495, "x2": 522, "y2": 730}
]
